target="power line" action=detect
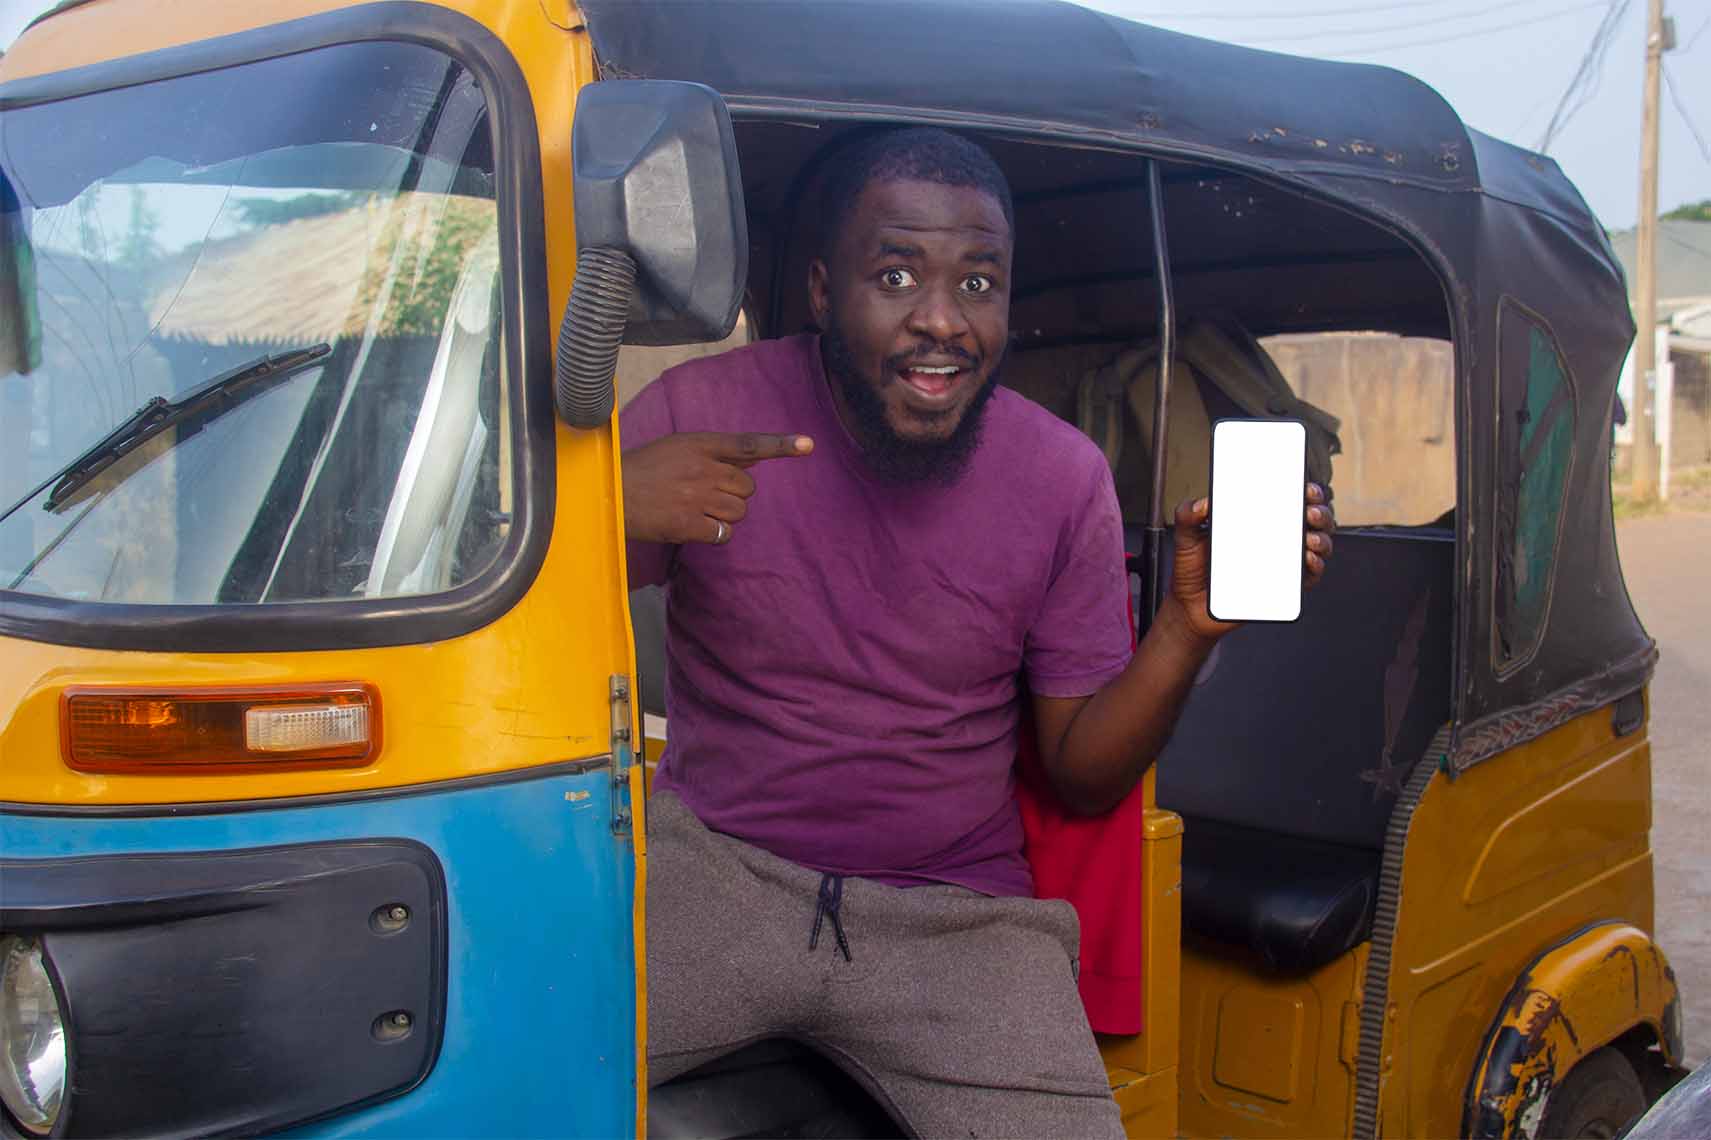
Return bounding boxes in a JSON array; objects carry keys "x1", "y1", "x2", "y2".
[
  {"x1": 1323, "y1": 0, "x2": 1609, "y2": 57},
  {"x1": 1537, "y1": 0, "x2": 1632, "y2": 154},
  {"x1": 1237, "y1": 0, "x2": 1570, "y2": 45},
  {"x1": 1118, "y1": 0, "x2": 1478, "y2": 19},
  {"x1": 1662, "y1": 63, "x2": 1711, "y2": 164},
  {"x1": 1683, "y1": 13, "x2": 1711, "y2": 52},
  {"x1": 1510, "y1": 91, "x2": 1559, "y2": 144},
  {"x1": 1536, "y1": 0, "x2": 1628, "y2": 153}
]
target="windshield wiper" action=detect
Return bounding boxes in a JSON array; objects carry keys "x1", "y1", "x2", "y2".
[{"x1": 3, "y1": 344, "x2": 332, "y2": 520}]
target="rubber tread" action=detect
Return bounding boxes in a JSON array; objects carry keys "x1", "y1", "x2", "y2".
[{"x1": 1352, "y1": 724, "x2": 1451, "y2": 1140}]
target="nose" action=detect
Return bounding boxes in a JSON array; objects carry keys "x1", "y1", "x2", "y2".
[{"x1": 905, "y1": 281, "x2": 970, "y2": 346}]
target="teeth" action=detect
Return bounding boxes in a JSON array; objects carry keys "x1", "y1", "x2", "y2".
[{"x1": 908, "y1": 365, "x2": 960, "y2": 375}]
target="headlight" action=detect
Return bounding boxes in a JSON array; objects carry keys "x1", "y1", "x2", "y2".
[{"x1": 0, "y1": 935, "x2": 66, "y2": 1136}]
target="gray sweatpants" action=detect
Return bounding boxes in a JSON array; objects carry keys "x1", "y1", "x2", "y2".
[{"x1": 646, "y1": 791, "x2": 1125, "y2": 1139}]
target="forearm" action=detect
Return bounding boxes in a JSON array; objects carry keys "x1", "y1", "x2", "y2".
[{"x1": 1045, "y1": 597, "x2": 1219, "y2": 815}]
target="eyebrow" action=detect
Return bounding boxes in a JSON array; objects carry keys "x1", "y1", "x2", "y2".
[
  {"x1": 876, "y1": 240, "x2": 924, "y2": 259},
  {"x1": 872, "y1": 241, "x2": 1004, "y2": 268}
]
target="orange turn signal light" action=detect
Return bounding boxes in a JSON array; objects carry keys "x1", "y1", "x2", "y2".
[{"x1": 62, "y1": 684, "x2": 380, "y2": 773}]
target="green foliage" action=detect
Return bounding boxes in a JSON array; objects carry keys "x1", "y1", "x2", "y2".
[
  {"x1": 386, "y1": 205, "x2": 491, "y2": 336},
  {"x1": 233, "y1": 191, "x2": 368, "y2": 228},
  {"x1": 1662, "y1": 199, "x2": 1711, "y2": 223},
  {"x1": 118, "y1": 187, "x2": 162, "y2": 267},
  {"x1": 355, "y1": 198, "x2": 494, "y2": 337}
]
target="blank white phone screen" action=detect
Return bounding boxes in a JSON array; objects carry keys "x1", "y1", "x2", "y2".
[{"x1": 1209, "y1": 419, "x2": 1306, "y2": 623}]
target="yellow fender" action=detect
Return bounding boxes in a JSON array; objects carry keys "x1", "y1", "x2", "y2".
[{"x1": 1464, "y1": 922, "x2": 1683, "y2": 1139}]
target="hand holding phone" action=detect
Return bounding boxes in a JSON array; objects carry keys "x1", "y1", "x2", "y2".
[{"x1": 1208, "y1": 419, "x2": 1308, "y2": 623}]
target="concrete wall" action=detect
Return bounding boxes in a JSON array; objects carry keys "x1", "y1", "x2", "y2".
[
  {"x1": 615, "y1": 327, "x2": 1462, "y2": 527},
  {"x1": 1668, "y1": 348, "x2": 1711, "y2": 469},
  {"x1": 1262, "y1": 333, "x2": 1456, "y2": 527},
  {"x1": 616, "y1": 316, "x2": 750, "y2": 411},
  {"x1": 1612, "y1": 344, "x2": 1711, "y2": 483}
]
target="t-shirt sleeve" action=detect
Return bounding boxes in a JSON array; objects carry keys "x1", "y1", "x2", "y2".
[
  {"x1": 1023, "y1": 455, "x2": 1133, "y2": 698},
  {"x1": 619, "y1": 379, "x2": 677, "y2": 591}
]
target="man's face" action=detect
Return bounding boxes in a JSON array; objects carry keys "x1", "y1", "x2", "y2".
[{"x1": 810, "y1": 178, "x2": 1012, "y2": 480}]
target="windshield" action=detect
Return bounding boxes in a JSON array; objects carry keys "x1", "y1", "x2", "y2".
[{"x1": 0, "y1": 41, "x2": 512, "y2": 605}]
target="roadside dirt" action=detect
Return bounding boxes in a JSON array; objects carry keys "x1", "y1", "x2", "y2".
[
  {"x1": 1617, "y1": 510, "x2": 1711, "y2": 1068},
  {"x1": 1615, "y1": 466, "x2": 1711, "y2": 520}
]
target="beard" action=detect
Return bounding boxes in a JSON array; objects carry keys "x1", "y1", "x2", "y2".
[{"x1": 821, "y1": 315, "x2": 1003, "y2": 487}]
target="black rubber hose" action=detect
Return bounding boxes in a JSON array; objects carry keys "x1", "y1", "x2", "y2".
[{"x1": 555, "y1": 246, "x2": 638, "y2": 428}]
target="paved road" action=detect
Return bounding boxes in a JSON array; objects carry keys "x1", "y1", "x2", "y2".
[{"x1": 1618, "y1": 511, "x2": 1711, "y2": 1068}]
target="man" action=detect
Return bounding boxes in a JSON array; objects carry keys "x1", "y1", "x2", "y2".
[{"x1": 621, "y1": 128, "x2": 1334, "y2": 1136}]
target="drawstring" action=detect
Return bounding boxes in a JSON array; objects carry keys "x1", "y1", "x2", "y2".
[{"x1": 809, "y1": 873, "x2": 852, "y2": 962}]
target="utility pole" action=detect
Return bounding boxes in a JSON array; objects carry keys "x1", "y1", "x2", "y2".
[{"x1": 1630, "y1": 0, "x2": 1666, "y2": 501}]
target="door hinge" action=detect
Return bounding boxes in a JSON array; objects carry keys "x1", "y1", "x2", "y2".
[{"x1": 609, "y1": 674, "x2": 635, "y2": 836}]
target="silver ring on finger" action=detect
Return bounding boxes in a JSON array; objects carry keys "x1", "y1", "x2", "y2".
[{"x1": 712, "y1": 518, "x2": 731, "y2": 546}]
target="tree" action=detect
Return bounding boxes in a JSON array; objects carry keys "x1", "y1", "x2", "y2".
[
  {"x1": 232, "y1": 191, "x2": 367, "y2": 228},
  {"x1": 353, "y1": 195, "x2": 493, "y2": 337},
  {"x1": 118, "y1": 186, "x2": 162, "y2": 267},
  {"x1": 1662, "y1": 199, "x2": 1711, "y2": 222}
]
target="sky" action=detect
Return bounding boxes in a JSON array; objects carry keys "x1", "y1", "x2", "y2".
[
  {"x1": 1080, "y1": 0, "x2": 1711, "y2": 231},
  {"x1": 1, "y1": 0, "x2": 1707, "y2": 231}
]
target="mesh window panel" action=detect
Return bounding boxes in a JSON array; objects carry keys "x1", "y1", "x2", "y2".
[{"x1": 1494, "y1": 301, "x2": 1576, "y2": 670}]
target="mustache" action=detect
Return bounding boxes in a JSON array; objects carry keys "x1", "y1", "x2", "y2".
[{"x1": 886, "y1": 343, "x2": 979, "y2": 371}]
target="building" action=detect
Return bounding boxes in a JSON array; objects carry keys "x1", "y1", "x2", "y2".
[{"x1": 1609, "y1": 219, "x2": 1711, "y2": 484}]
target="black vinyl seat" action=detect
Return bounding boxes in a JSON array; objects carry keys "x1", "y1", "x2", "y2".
[
  {"x1": 1178, "y1": 816, "x2": 1380, "y2": 974},
  {"x1": 1154, "y1": 530, "x2": 1453, "y2": 974},
  {"x1": 649, "y1": 1039, "x2": 903, "y2": 1139}
]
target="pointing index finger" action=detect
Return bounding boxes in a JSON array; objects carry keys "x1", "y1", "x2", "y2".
[{"x1": 712, "y1": 432, "x2": 815, "y2": 467}]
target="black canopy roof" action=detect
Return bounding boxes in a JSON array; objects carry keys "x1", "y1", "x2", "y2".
[
  {"x1": 583, "y1": 0, "x2": 1606, "y2": 244},
  {"x1": 582, "y1": 0, "x2": 1653, "y2": 766}
]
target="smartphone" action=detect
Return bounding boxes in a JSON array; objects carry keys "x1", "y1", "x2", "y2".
[{"x1": 1208, "y1": 418, "x2": 1307, "y2": 623}]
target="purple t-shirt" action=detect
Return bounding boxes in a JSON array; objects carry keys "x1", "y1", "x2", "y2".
[{"x1": 623, "y1": 335, "x2": 1131, "y2": 896}]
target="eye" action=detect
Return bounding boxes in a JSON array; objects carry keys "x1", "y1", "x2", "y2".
[
  {"x1": 961, "y1": 274, "x2": 995, "y2": 295},
  {"x1": 880, "y1": 267, "x2": 917, "y2": 290}
]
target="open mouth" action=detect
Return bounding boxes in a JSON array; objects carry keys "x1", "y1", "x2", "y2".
[{"x1": 897, "y1": 362, "x2": 966, "y2": 402}]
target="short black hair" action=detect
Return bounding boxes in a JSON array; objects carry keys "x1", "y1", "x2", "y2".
[{"x1": 817, "y1": 127, "x2": 1014, "y2": 254}]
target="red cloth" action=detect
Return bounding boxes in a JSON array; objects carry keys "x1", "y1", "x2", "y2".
[
  {"x1": 1016, "y1": 731, "x2": 1145, "y2": 1035},
  {"x1": 1014, "y1": 591, "x2": 1145, "y2": 1036}
]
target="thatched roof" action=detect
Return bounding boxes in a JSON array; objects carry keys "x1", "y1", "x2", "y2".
[{"x1": 148, "y1": 192, "x2": 494, "y2": 344}]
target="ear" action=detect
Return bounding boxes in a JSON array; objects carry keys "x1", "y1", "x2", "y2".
[{"x1": 808, "y1": 258, "x2": 831, "y2": 329}]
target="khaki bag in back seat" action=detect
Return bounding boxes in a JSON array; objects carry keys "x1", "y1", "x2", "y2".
[{"x1": 1071, "y1": 319, "x2": 1342, "y2": 515}]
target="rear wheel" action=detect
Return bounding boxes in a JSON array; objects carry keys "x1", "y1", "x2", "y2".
[{"x1": 1537, "y1": 1046, "x2": 1647, "y2": 1139}]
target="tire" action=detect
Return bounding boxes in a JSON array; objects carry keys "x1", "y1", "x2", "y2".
[{"x1": 1537, "y1": 1046, "x2": 1647, "y2": 1140}]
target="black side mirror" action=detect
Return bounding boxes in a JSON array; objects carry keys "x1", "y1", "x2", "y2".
[{"x1": 555, "y1": 80, "x2": 747, "y2": 428}]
